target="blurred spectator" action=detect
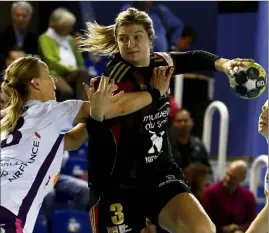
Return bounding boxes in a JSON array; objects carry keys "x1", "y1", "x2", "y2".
[
  {"x1": 4, "y1": 47, "x2": 24, "y2": 68},
  {"x1": 202, "y1": 160, "x2": 257, "y2": 233},
  {"x1": 0, "y1": 1, "x2": 38, "y2": 70},
  {"x1": 85, "y1": 54, "x2": 108, "y2": 77},
  {"x1": 177, "y1": 26, "x2": 196, "y2": 51},
  {"x1": 38, "y1": 8, "x2": 90, "y2": 101},
  {"x1": 1, "y1": 48, "x2": 25, "y2": 109},
  {"x1": 171, "y1": 109, "x2": 211, "y2": 200},
  {"x1": 42, "y1": 152, "x2": 89, "y2": 233},
  {"x1": 120, "y1": 1, "x2": 184, "y2": 52}
]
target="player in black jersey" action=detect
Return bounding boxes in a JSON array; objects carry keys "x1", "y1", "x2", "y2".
[{"x1": 81, "y1": 7, "x2": 254, "y2": 233}]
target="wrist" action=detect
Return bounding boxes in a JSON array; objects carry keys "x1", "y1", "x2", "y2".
[
  {"x1": 90, "y1": 109, "x2": 104, "y2": 122},
  {"x1": 147, "y1": 88, "x2": 161, "y2": 103},
  {"x1": 90, "y1": 115, "x2": 104, "y2": 122},
  {"x1": 214, "y1": 58, "x2": 229, "y2": 72}
]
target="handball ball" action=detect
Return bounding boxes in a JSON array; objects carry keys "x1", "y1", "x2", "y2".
[{"x1": 228, "y1": 62, "x2": 267, "y2": 99}]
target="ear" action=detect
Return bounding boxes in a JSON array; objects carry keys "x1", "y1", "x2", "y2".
[{"x1": 31, "y1": 78, "x2": 41, "y2": 90}]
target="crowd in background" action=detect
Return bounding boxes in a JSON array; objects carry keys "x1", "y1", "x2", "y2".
[{"x1": 0, "y1": 2, "x2": 262, "y2": 233}]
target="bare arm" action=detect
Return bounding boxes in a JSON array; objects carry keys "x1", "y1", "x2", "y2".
[
  {"x1": 74, "y1": 66, "x2": 172, "y2": 122},
  {"x1": 64, "y1": 123, "x2": 88, "y2": 151},
  {"x1": 169, "y1": 50, "x2": 253, "y2": 75},
  {"x1": 73, "y1": 91, "x2": 153, "y2": 121},
  {"x1": 64, "y1": 68, "x2": 171, "y2": 150},
  {"x1": 104, "y1": 91, "x2": 153, "y2": 119},
  {"x1": 245, "y1": 199, "x2": 268, "y2": 233},
  {"x1": 105, "y1": 66, "x2": 173, "y2": 119},
  {"x1": 64, "y1": 92, "x2": 153, "y2": 151}
]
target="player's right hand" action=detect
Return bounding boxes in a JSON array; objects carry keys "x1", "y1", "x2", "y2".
[{"x1": 150, "y1": 66, "x2": 174, "y2": 96}]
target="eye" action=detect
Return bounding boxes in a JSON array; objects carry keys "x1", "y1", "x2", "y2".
[
  {"x1": 119, "y1": 37, "x2": 128, "y2": 43},
  {"x1": 135, "y1": 35, "x2": 142, "y2": 40}
]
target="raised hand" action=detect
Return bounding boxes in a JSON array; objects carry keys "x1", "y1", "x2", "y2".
[
  {"x1": 150, "y1": 66, "x2": 174, "y2": 96},
  {"x1": 222, "y1": 58, "x2": 254, "y2": 76},
  {"x1": 83, "y1": 76, "x2": 117, "y2": 121}
]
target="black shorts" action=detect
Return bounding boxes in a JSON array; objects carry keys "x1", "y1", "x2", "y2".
[{"x1": 90, "y1": 168, "x2": 191, "y2": 233}]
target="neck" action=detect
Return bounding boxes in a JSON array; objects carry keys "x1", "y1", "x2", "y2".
[
  {"x1": 227, "y1": 186, "x2": 237, "y2": 195},
  {"x1": 14, "y1": 25, "x2": 25, "y2": 32},
  {"x1": 50, "y1": 27, "x2": 65, "y2": 37},
  {"x1": 133, "y1": 56, "x2": 150, "y2": 67},
  {"x1": 177, "y1": 135, "x2": 189, "y2": 145},
  {"x1": 222, "y1": 181, "x2": 237, "y2": 195},
  {"x1": 25, "y1": 93, "x2": 43, "y2": 103},
  {"x1": 135, "y1": 62, "x2": 150, "y2": 67}
]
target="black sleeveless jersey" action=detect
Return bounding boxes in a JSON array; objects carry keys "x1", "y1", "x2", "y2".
[{"x1": 86, "y1": 51, "x2": 219, "y2": 195}]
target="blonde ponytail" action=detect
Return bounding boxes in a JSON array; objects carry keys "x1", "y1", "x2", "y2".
[
  {"x1": 0, "y1": 55, "x2": 40, "y2": 134},
  {"x1": 80, "y1": 22, "x2": 118, "y2": 56},
  {"x1": 1, "y1": 84, "x2": 23, "y2": 133}
]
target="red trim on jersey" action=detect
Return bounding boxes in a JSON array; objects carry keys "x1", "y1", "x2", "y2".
[{"x1": 89, "y1": 204, "x2": 99, "y2": 233}]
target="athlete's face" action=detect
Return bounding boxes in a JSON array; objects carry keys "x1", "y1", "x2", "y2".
[
  {"x1": 33, "y1": 62, "x2": 56, "y2": 101},
  {"x1": 117, "y1": 24, "x2": 152, "y2": 67},
  {"x1": 258, "y1": 100, "x2": 268, "y2": 139}
]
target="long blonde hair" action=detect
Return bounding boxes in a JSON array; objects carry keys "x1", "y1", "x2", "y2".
[
  {"x1": 1, "y1": 55, "x2": 40, "y2": 134},
  {"x1": 80, "y1": 7, "x2": 155, "y2": 56}
]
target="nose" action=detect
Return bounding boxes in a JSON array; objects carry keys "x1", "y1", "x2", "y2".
[
  {"x1": 179, "y1": 120, "x2": 187, "y2": 127},
  {"x1": 127, "y1": 39, "x2": 135, "y2": 48}
]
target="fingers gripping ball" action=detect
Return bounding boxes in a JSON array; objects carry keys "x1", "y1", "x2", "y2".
[{"x1": 228, "y1": 62, "x2": 267, "y2": 99}]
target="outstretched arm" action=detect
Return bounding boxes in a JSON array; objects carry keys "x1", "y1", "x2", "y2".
[
  {"x1": 168, "y1": 50, "x2": 253, "y2": 75},
  {"x1": 245, "y1": 199, "x2": 268, "y2": 233},
  {"x1": 64, "y1": 123, "x2": 88, "y2": 151}
]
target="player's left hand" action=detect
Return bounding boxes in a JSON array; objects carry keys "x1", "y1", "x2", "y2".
[
  {"x1": 222, "y1": 58, "x2": 254, "y2": 76},
  {"x1": 141, "y1": 219, "x2": 157, "y2": 233}
]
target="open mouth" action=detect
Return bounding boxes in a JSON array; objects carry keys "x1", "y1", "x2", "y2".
[{"x1": 259, "y1": 122, "x2": 267, "y2": 126}]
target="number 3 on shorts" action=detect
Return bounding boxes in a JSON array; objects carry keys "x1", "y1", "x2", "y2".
[{"x1": 110, "y1": 203, "x2": 124, "y2": 225}]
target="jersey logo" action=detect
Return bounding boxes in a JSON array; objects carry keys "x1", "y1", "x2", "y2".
[{"x1": 148, "y1": 130, "x2": 165, "y2": 155}]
